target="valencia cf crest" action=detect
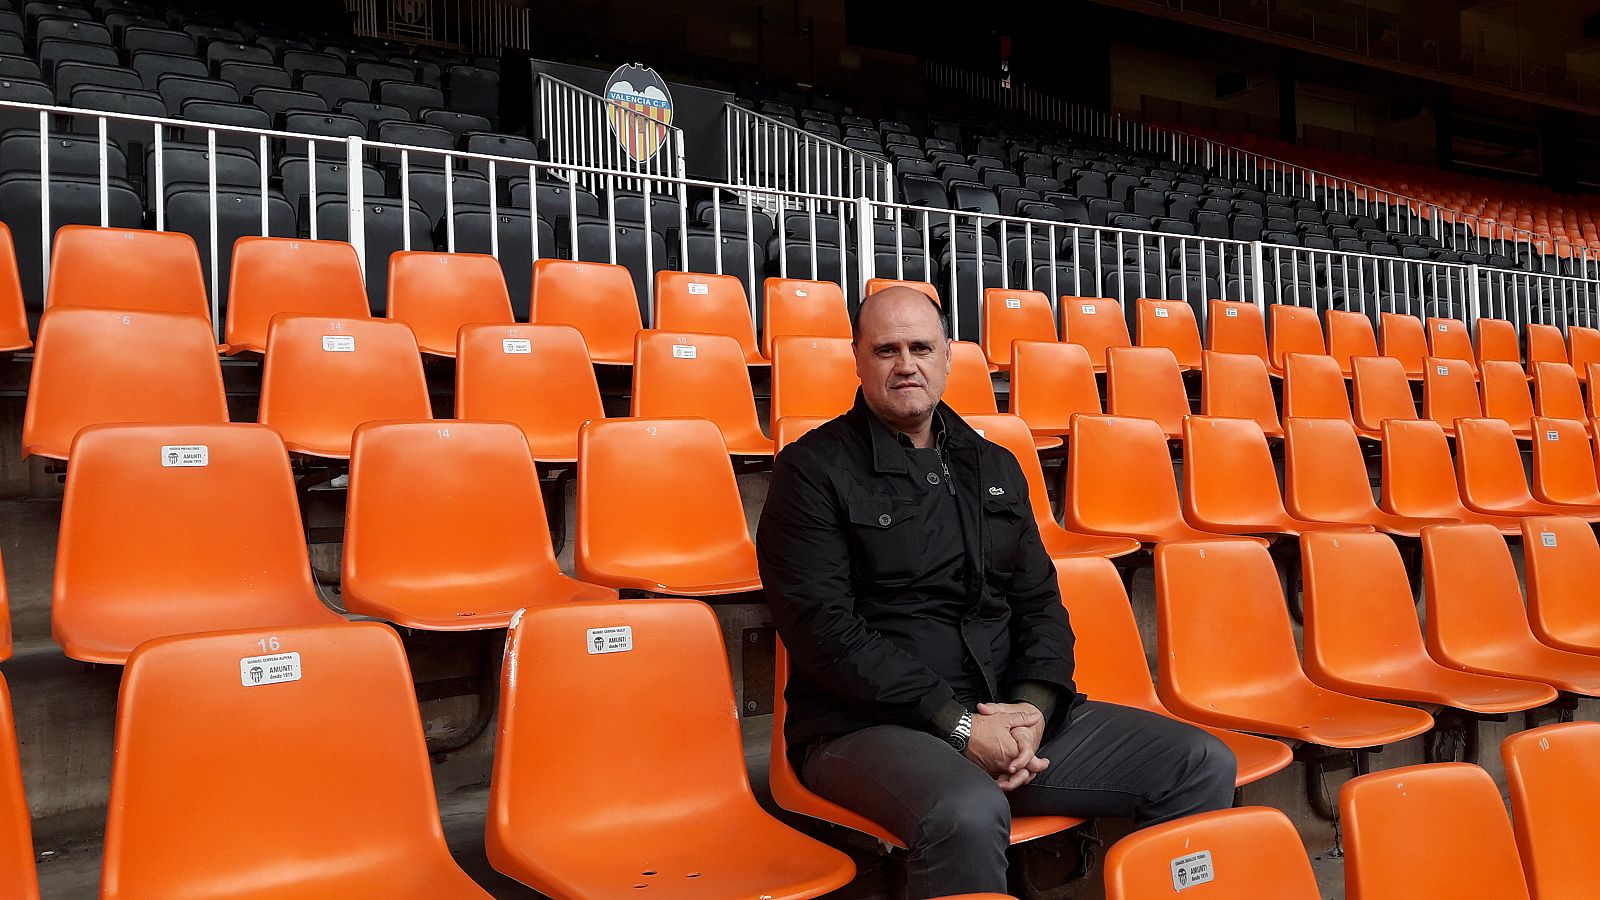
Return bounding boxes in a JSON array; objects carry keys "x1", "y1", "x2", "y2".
[{"x1": 604, "y1": 63, "x2": 674, "y2": 163}]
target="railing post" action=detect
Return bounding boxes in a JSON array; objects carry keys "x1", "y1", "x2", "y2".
[
  {"x1": 1467, "y1": 264, "x2": 1481, "y2": 326},
  {"x1": 855, "y1": 195, "x2": 876, "y2": 298},
  {"x1": 345, "y1": 135, "x2": 366, "y2": 278},
  {"x1": 1250, "y1": 240, "x2": 1267, "y2": 310}
]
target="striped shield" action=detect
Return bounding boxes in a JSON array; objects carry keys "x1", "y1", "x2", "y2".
[{"x1": 604, "y1": 63, "x2": 673, "y2": 163}]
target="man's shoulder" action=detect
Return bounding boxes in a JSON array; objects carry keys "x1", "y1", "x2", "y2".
[{"x1": 775, "y1": 413, "x2": 866, "y2": 473}]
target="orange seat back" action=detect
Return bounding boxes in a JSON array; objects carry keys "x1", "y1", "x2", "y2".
[
  {"x1": 944, "y1": 340, "x2": 998, "y2": 414},
  {"x1": 1379, "y1": 419, "x2": 1471, "y2": 520},
  {"x1": 763, "y1": 277, "x2": 850, "y2": 358},
  {"x1": 1136, "y1": 298, "x2": 1202, "y2": 369},
  {"x1": 1350, "y1": 355, "x2": 1417, "y2": 434},
  {"x1": 455, "y1": 323, "x2": 605, "y2": 464},
  {"x1": 1182, "y1": 416, "x2": 1293, "y2": 531},
  {"x1": 0, "y1": 674, "x2": 37, "y2": 900},
  {"x1": 1588, "y1": 364, "x2": 1600, "y2": 418},
  {"x1": 655, "y1": 270, "x2": 763, "y2": 364},
  {"x1": 1421, "y1": 523, "x2": 1541, "y2": 664},
  {"x1": 963, "y1": 414, "x2": 1057, "y2": 531},
  {"x1": 1503, "y1": 721, "x2": 1600, "y2": 900},
  {"x1": 0, "y1": 223, "x2": 30, "y2": 351},
  {"x1": 774, "y1": 416, "x2": 830, "y2": 451},
  {"x1": 22, "y1": 307, "x2": 229, "y2": 460},
  {"x1": 1282, "y1": 352, "x2": 1354, "y2": 427},
  {"x1": 1206, "y1": 299, "x2": 1270, "y2": 365},
  {"x1": 864, "y1": 277, "x2": 939, "y2": 303},
  {"x1": 1105, "y1": 345, "x2": 1188, "y2": 437},
  {"x1": 53, "y1": 424, "x2": 338, "y2": 665},
  {"x1": 631, "y1": 330, "x2": 767, "y2": 448},
  {"x1": 1423, "y1": 356, "x2": 1481, "y2": 435},
  {"x1": 386, "y1": 251, "x2": 513, "y2": 356},
  {"x1": 1570, "y1": 326, "x2": 1600, "y2": 382},
  {"x1": 1300, "y1": 531, "x2": 1435, "y2": 692},
  {"x1": 257, "y1": 314, "x2": 430, "y2": 459},
  {"x1": 102, "y1": 622, "x2": 483, "y2": 900},
  {"x1": 1533, "y1": 361, "x2": 1587, "y2": 420},
  {"x1": 1283, "y1": 417, "x2": 1382, "y2": 522},
  {"x1": 980, "y1": 288, "x2": 1055, "y2": 368},
  {"x1": 772, "y1": 335, "x2": 858, "y2": 421},
  {"x1": 1378, "y1": 312, "x2": 1428, "y2": 377},
  {"x1": 1480, "y1": 359, "x2": 1536, "y2": 433},
  {"x1": 225, "y1": 237, "x2": 370, "y2": 353},
  {"x1": 1201, "y1": 350, "x2": 1281, "y2": 436},
  {"x1": 1326, "y1": 310, "x2": 1377, "y2": 376},
  {"x1": 1065, "y1": 415, "x2": 1186, "y2": 539},
  {"x1": 1455, "y1": 417, "x2": 1539, "y2": 511},
  {"x1": 0, "y1": 550, "x2": 9, "y2": 663},
  {"x1": 1060, "y1": 295, "x2": 1130, "y2": 370},
  {"x1": 529, "y1": 259, "x2": 643, "y2": 365},
  {"x1": 45, "y1": 225, "x2": 209, "y2": 319},
  {"x1": 1526, "y1": 323, "x2": 1569, "y2": 375},
  {"x1": 1009, "y1": 340, "x2": 1100, "y2": 435},
  {"x1": 1054, "y1": 557, "x2": 1161, "y2": 710},
  {"x1": 1521, "y1": 516, "x2": 1600, "y2": 653},
  {"x1": 1104, "y1": 807, "x2": 1318, "y2": 900},
  {"x1": 1426, "y1": 317, "x2": 1475, "y2": 368},
  {"x1": 1268, "y1": 304, "x2": 1325, "y2": 371},
  {"x1": 1530, "y1": 417, "x2": 1600, "y2": 506},
  {"x1": 1342, "y1": 763, "x2": 1530, "y2": 900},
  {"x1": 1475, "y1": 317, "x2": 1521, "y2": 366}
]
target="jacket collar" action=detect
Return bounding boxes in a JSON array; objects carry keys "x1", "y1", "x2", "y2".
[{"x1": 847, "y1": 389, "x2": 981, "y2": 475}]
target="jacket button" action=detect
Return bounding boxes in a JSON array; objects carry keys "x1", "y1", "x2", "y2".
[{"x1": 962, "y1": 657, "x2": 978, "y2": 673}]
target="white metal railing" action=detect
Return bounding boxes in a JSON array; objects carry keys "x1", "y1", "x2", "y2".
[
  {"x1": 536, "y1": 74, "x2": 685, "y2": 193},
  {"x1": 723, "y1": 104, "x2": 893, "y2": 211},
  {"x1": 1261, "y1": 244, "x2": 1480, "y2": 322}
]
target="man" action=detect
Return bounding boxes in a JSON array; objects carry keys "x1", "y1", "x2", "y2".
[{"x1": 757, "y1": 287, "x2": 1235, "y2": 897}]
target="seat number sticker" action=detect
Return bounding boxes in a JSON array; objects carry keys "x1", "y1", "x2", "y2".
[
  {"x1": 1006, "y1": 298, "x2": 1021, "y2": 309},
  {"x1": 795, "y1": 289, "x2": 808, "y2": 297},
  {"x1": 322, "y1": 335, "x2": 355, "y2": 352},
  {"x1": 587, "y1": 626, "x2": 632, "y2": 655},
  {"x1": 502, "y1": 339, "x2": 532, "y2": 354},
  {"x1": 240, "y1": 652, "x2": 301, "y2": 687},
  {"x1": 160, "y1": 445, "x2": 208, "y2": 467},
  {"x1": 1170, "y1": 850, "x2": 1214, "y2": 891},
  {"x1": 1438, "y1": 322, "x2": 1449, "y2": 331},
  {"x1": 1225, "y1": 307, "x2": 1238, "y2": 317},
  {"x1": 688, "y1": 282, "x2": 709, "y2": 295},
  {"x1": 1154, "y1": 307, "x2": 1169, "y2": 318},
  {"x1": 672, "y1": 344, "x2": 697, "y2": 359},
  {"x1": 1081, "y1": 304, "x2": 1096, "y2": 314},
  {"x1": 1436, "y1": 365, "x2": 1449, "y2": 376},
  {"x1": 1543, "y1": 532, "x2": 1558, "y2": 547}
]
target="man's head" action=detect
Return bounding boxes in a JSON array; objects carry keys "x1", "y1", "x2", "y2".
[{"x1": 851, "y1": 286, "x2": 950, "y2": 433}]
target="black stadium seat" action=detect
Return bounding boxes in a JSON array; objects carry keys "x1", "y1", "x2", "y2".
[
  {"x1": 313, "y1": 196, "x2": 431, "y2": 312},
  {"x1": 251, "y1": 88, "x2": 328, "y2": 124},
  {"x1": 0, "y1": 172, "x2": 142, "y2": 310},
  {"x1": 0, "y1": 130, "x2": 127, "y2": 180},
  {"x1": 279, "y1": 156, "x2": 384, "y2": 223},
  {"x1": 147, "y1": 141, "x2": 260, "y2": 204},
  {"x1": 164, "y1": 182, "x2": 294, "y2": 313},
  {"x1": 338, "y1": 99, "x2": 409, "y2": 136},
  {"x1": 217, "y1": 62, "x2": 289, "y2": 97},
  {"x1": 121, "y1": 25, "x2": 194, "y2": 56},
  {"x1": 419, "y1": 109, "x2": 489, "y2": 142},
  {"x1": 131, "y1": 51, "x2": 205, "y2": 88},
  {"x1": 572, "y1": 215, "x2": 666, "y2": 319},
  {"x1": 158, "y1": 74, "x2": 240, "y2": 112},
  {"x1": 299, "y1": 72, "x2": 367, "y2": 108},
  {"x1": 388, "y1": 166, "x2": 491, "y2": 226},
  {"x1": 448, "y1": 203, "x2": 556, "y2": 317}
]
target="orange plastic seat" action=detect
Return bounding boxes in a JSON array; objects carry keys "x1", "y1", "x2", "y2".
[
  {"x1": 864, "y1": 277, "x2": 939, "y2": 303},
  {"x1": 1422, "y1": 523, "x2": 1600, "y2": 695},
  {"x1": 1341, "y1": 763, "x2": 1530, "y2": 900},
  {"x1": 1455, "y1": 417, "x2": 1600, "y2": 520},
  {"x1": 1530, "y1": 417, "x2": 1600, "y2": 506},
  {"x1": 1283, "y1": 352, "x2": 1362, "y2": 435},
  {"x1": 966, "y1": 415, "x2": 1139, "y2": 560},
  {"x1": 1351, "y1": 355, "x2": 1419, "y2": 435},
  {"x1": 980, "y1": 287, "x2": 1055, "y2": 369},
  {"x1": 1521, "y1": 516, "x2": 1600, "y2": 654},
  {"x1": 1327, "y1": 310, "x2": 1378, "y2": 377},
  {"x1": 1480, "y1": 359, "x2": 1537, "y2": 438},
  {"x1": 1379, "y1": 419, "x2": 1523, "y2": 535},
  {"x1": 1207, "y1": 299, "x2": 1272, "y2": 372},
  {"x1": 1202, "y1": 350, "x2": 1283, "y2": 438},
  {"x1": 1008, "y1": 340, "x2": 1101, "y2": 437},
  {"x1": 1065, "y1": 415, "x2": 1266, "y2": 546},
  {"x1": 763, "y1": 278, "x2": 850, "y2": 358},
  {"x1": 1104, "y1": 807, "x2": 1316, "y2": 900},
  {"x1": 770, "y1": 641, "x2": 1078, "y2": 851},
  {"x1": 386, "y1": 251, "x2": 514, "y2": 356},
  {"x1": 1568, "y1": 326, "x2": 1600, "y2": 384},
  {"x1": 771, "y1": 335, "x2": 857, "y2": 423},
  {"x1": 577, "y1": 418, "x2": 760, "y2": 595},
  {"x1": 945, "y1": 339, "x2": 1000, "y2": 415},
  {"x1": 455, "y1": 323, "x2": 605, "y2": 464},
  {"x1": 0, "y1": 551, "x2": 9, "y2": 663},
  {"x1": 1106, "y1": 345, "x2": 1189, "y2": 439},
  {"x1": 491, "y1": 601, "x2": 856, "y2": 899},
  {"x1": 0, "y1": 673, "x2": 37, "y2": 900},
  {"x1": 1503, "y1": 721, "x2": 1600, "y2": 900},
  {"x1": 1378, "y1": 312, "x2": 1428, "y2": 380},
  {"x1": 1057, "y1": 557, "x2": 1291, "y2": 785},
  {"x1": 101, "y1": 623, "x2": 491, "y2": 900},
  {"x1": 1476, "y1": 317, "x2": 1523, "y2": 369},
  {"x1": 1135, "y1": 298, "x2": 1202, "y2": 370},
  {"x1": 1154, "y1": 539, "x2": 1434, "y2": 747},
  {"x1": 529, "y1": 258, "x2": 644, "y2": 365},
  {"x1": 0, "y1": 223, "x2": 31, "y2": 351},
  {"x1": 224, "y1": 236, "x2": 370, "y2": 353},
  {"x1": 1184, "y1": 416, "x2": 1369, "y2": 537},
  {"x1": 257, "y1": 314, "x2": 431, "y2": 459},
  {"x1": 1589, "y1": 365, "x2": 1600, "y2": 418},
  {"x1": 1269, "y1": 304, "x2": 1326, "y2": 374},
  {"x1": 1300, "y1": 531, "x2": 1556, "y2": 713},
  {"x1": 1284, "y1": 417, "x2": 1458, "y2": 536},
  {"x1": 52, "y1": 423, "x2": 342, "y2": 664},
  {"x1": 773, "y1": 416, "x2": 829, "y2": 451},
  {"x1": 45, "y1": 225, "x2": 209, "y2": 319},
  {"x1": 22, "y1": 307, "x2": 229, "y2": 460},
  {"x1": 1426, "y1": 317, "x2": 1476, "y2": 371},
  {"x1": 656, "y1": 270, "x2": 767, "y2": 365},
  {"x1": 1423, "y1": 356, "x2": 1482, "y2": 437},
  {"x1": 1527, "y1": 323, "x2": 1569, "y2": 376},
  {"x1": 632, "y1": 330, "x2": 773, "y2": 456},
  {"x1": 343, "y1": 421, "x2": 616, "y2": 630},
  {"x1": 1060, "y1": 295, "x2": 1130, "y2": 372},
  {"x1": 1533, "y1": 361, "x2": 1589, "y2": 422}
]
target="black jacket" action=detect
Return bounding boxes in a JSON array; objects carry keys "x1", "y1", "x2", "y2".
[{"x1": 757, "y1": 391, "x2": 1079, "y2": 753}]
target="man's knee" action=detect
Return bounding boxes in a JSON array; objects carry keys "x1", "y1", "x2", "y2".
[
  {"x1": 913, "y1": 776, "x2": 1011, "y2": 850},
  {"x1": 1186, "y1": 729, "x2": 1238, "y2": 798}
]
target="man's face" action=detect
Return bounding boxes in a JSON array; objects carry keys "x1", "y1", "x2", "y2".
[{"x1": 853, "y1": 289, "x2": 951, "y2": 430}]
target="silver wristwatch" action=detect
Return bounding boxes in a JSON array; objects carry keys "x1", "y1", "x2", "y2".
[{"x1": 947, "y1": 711, "x2": 973, "y2": 753}]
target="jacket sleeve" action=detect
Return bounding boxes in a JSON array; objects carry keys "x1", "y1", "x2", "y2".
[
  {"x1": 757, "y1": 443, "x2": 968, "y2": 737},
  {"x1": 998, "y1": 457, "x2": 1078, "y2": 701}
]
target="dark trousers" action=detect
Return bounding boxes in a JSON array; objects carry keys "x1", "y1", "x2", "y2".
[{"x1": 800, "y1": 700, "x2": 1237, "y2": 899}]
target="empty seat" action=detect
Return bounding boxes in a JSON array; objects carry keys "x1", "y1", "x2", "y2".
[
  {"x1": 0, "y1": 129, "x2": 127, "y2": 180},
  {"x1": 1379, "y1": 419, "x2": 1524, "y2": 534},
  {"x1": 487, "y1": 600, "x2": 854, "y2": 897},
  {"x1": 1476, "y1": 358, "x2": 1537, "y2": 439},
  {"x1": 163, "y1": 184, "x2": 296, "y2": 315},
  {"x1": 1008, "y1": 340, "x2": 1101, "y2": 437},
  {"x1": 1533, "y1": 361, "x2": 1588, "y2": 422},
  {"x1": 343, "y1": 421, "x2": 615, "y2": 629},
  {"x1": 100, "y1": 622, "x2": 492, "y2": 899},
  {"x1": 0, "y1": 672, "x2": 36, "y2": 899},
  {"x1": 529, "y1": 259, "x2": 642, "y2": 366},
  {"x1": 1378, "y1": 312, "x2": 1429, "y2": 380},
  {"x1": 944, "y1": 340, "x2": 1001, "y2": 416},
  {"x1": 1455, "y1": 417, "x2": 1600, "y2": 520},
  {"x1": 377, "y1": 80, "x2": 443, "y2": 117},
  {"x1": 1284, "y1": 417, "x2": 1457, "y2": 536},
  {"x1": 1327, "y1": 310, "x2": 1378, "y2": 378},
  {"x1": 1184, "y1": 416, "x2": 1367, "y2": 537},
  {"x1": 1200, "y1": 350, "x2": 1282, "y2": 438},
  {"x1": 762, "y1": 277, "x2": 849, "y2": 358},
  {"x1": 386, "y1": 251, "x2": 512, "y2": 356},
  {"x1": 1526, "y1": 323, "x2": 1569, "y2": 376},
  {"x1": 655, "y1": 270, "x2": 765, "y2": 365},
  {"x1": 1341, "y1": 763, "x2": 1530, "y2": 900},
  {"x1": 299, "y1": 72, "x2": 366, "y2": 108},
  {"x1": 1206, "y1": 299, "x2": 1273, "y2": 372},
  {"x1": 1503, "y1": 721, "x2": 1600, "y2": 900},
  {"x1": 225, "y1": 237, "x2": 369, "y2": 354},
  {"x1": 257, "y1": 315, "x2": 431, "y2": 459},
  {"x1": 311, "y1": 197, "x2": 431, "y2": 314},
  {"x1": 446, "y1": 203, "x2": 555, "y2": 318},
  {"x1": 1475, "y1": 317, "x2": 1522, "y2": 370},
  {"x1": 771, "y1": 335, "x2": 856, "y2": 423},
  {"x1": 1103, "y1": 807, "x2": 1315, "y2": 900},
  {"x1": 455, "y1": 322, "x2": 605, "y2": 463},
  {"x1": 0, "y1": 224, "x2": 25, "y2": 352},
  {"x1": 1529, "y1": 417, "x2": 1600, "y2": 507},
  {"x1": 445, "y1": 64, "x2": 498, "y2": 119},
  {"x1": 1060, "y1": 295, "x2": 1129, "y2": 372},
  {"x1": 1135, "y1": 298, "x2": 1203, "y2": 370},
  {"x1": 979, "y1": 287, "x2": 1055, "y2": 370},
  {"x1": 1521, "y1": 516, "x2": 1600, "y2": 655},
  {"x1": 385, "y1": 166, "x2": 490, "y2": 226},
  {"x1": 575, "y1": 418, "x2": 761, "y2": 595},
  {"x1": 631, "y1": 330, "x2": 771, "y2": 456},
  {"x1": 1268, "y1": 303, "x2": 1326, "y2": 373},
  {"x1": 44, "y1": 226, "x2": 208, "y2": 318},
  {"x1": 1350, "y1": 354, "x2": 1419, "y2": 435},
  {"x1": 1427, "y1": 317, "x2": 1476, "y2": 371},
  {"x1": 1106, "y1": 346, "x2": 1190, "y2": 440},
  {"x1": 22, "y1": 308, "x2": 227, "y2": 460},
  {"x1": 1569, "y1": 326, "x2": 1600, "y2": 384},
  {"x1": 1422, "y1": 356, "x2": 1482, "y2": 437},
  {"x1": 1300, "y1": 530, "x2": 1556, "y2": 712},
  {"x1": 52, "y1": 423, "x2": 343, "y2": 664}
]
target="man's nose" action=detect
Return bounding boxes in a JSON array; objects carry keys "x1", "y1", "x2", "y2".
[{"x1": 891, "y1": 351, "x2": 917, "y2": 373}]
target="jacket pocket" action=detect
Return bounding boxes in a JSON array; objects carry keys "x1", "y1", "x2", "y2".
[
  {"x1": 982, "y1": 492, "x2": 1026, "y2": 577},
  {"x1": 845, "y1": 494, "x2": 920, "y2": 586}
]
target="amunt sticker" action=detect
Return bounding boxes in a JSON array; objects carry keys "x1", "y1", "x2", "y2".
[
  {"x1": 322, "y1": 335, "x2": 355, "y2": 352},
  {"x1": 672, "y1": 344, "x2": 698, "y2": 359},
  {"x1": 1005, "y1": 298, "x2": 1021, "y2": 309},
  {"x1": 1170, "y1": 850, "x2": 1214, "y2": 891},
  {"x1": 502, "y1": 339, "x2": 532, "y2": 354},
  {"x1": 687, "y1": 282, "x2": 709, "y2": 295},
  {"x1": 239, "y1": 652, "x2": 302, "y2": 687},
  {"x1": 160, "y1": 445, "x2": 208, "y2": 467},
  {"x1": 587, "y1": 626, "x2": 633, "y2": 654}
]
